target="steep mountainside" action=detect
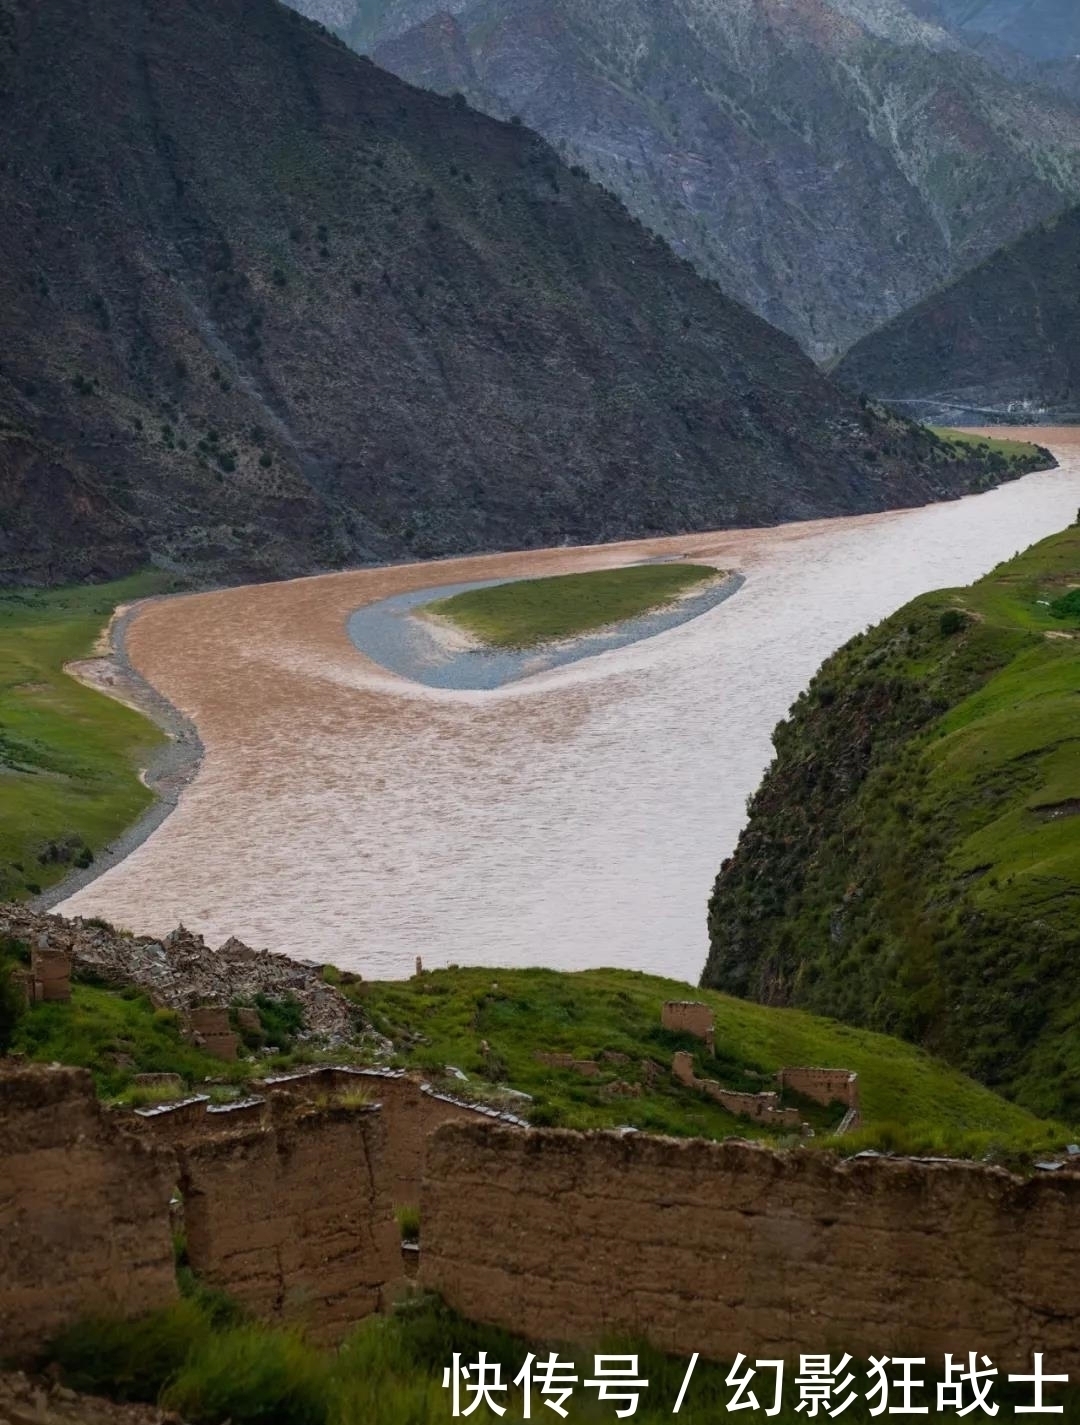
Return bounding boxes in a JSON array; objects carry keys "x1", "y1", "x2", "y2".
[
  {"x1": 835, "y1": 206, "x2": 1080, "y2": 422},
  {"x1": 702, "y1": 524, "x2": 1080, "y2": 1120},
  {"x1": 297, "y1": 0, "x2": 1080, "y2": 357},
  {"x1": 0, "y1": 0, "x2": 1020, "y2": 587},
  {"x1": 911, "y1": 0, "x2": 1080, "y2": 62}
]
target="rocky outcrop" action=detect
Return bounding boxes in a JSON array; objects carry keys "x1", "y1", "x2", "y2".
[
  {"x1": 421, "y1": 1121, "x2": 1080, "y2": 1370},
  {"x1": 0, "y1": 1374, "x2": 186, "y2": 1425}
]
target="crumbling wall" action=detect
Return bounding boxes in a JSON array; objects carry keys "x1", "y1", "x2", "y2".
[
  {"x1": 661, "y1": 1001, "x2": 715, "y2": 1052},
  {"x1": 672, "y1": 1051, "x2": 803, "y2": 1128},
  {"x1": 534, "y1": 1053, "x2": 601, "y2": 1077},
  {"x1": 0, "y1": 1065, "x2": 178, "y2": 1363},
  {"x1": 421, "y1": 1124, "x2": 1080, "y2": 1372},
  {"x1": 778, "y1": 1066, "x2": 859, "y2": 1109},
  {"x1": 258, "y1": 1067, "x2": 525, "y2": 1208},
  {"x1": 176, "y1": 1100, "x2": 400, "y2": 1342}
]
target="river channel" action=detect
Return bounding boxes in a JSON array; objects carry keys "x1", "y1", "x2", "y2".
[{"x1": 59, "y1": 430, "x2": 1080, "y2": 983}]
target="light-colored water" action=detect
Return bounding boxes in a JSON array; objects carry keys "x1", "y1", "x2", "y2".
[{"x1": 60, "y1": 432, "x2": 1080, "y2": 984}]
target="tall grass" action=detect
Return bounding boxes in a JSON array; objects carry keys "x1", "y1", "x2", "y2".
[{"x1": 47, "y1": 1293, "x2": 1080, "y2": 1424}]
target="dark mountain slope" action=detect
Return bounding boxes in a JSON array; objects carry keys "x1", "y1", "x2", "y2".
[
  {"x1": 0, "y1": 0, "x2": 1026, "y2": 586},
  {"x1": 702, "y1": 525, "x2": 1080, "y2": 1120},
  {"x1": 834, "y1": 206, "x2": 1080, "y2": 423},
  {"x1": 338, "y1": 0, "x2": 1080, "y2": 358}
]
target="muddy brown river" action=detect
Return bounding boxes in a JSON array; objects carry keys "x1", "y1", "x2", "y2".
[{"x1": 59, "y1": 430, "x2": 1080, "y2": 982}]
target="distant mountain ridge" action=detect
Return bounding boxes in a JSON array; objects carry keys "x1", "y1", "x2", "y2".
[
  {"x1": 834, "y1": 205, "x2": 1080, "y2": 423},
  {"x1": 291, "y1": 0, "x2": 1080, "y2": 358},
  {"x1": 911, "y1": 0, "x2": 1080, "y2": 61},
  {"x1": 1, "y1": 0, "x2": 1014, "y2": 587}
]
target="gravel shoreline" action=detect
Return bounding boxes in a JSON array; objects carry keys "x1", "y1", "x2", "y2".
[{"x1": 35, "y1": 600, "x2": 204, "y2": 913}]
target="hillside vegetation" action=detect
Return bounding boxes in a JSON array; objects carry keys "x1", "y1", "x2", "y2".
[
  {"x1": 46, "y1": 1288, "x2": 1080, "y2": 1425},
  {"x1": 0, "y1": 575, "x2": 175, "y2": 903},
  {"x1": 703, "y1": 522, "x2": 1080, "y2": 1120},
  {"x1": 0, "y1": 0, "x2": 1019, "y2": 588},
  {"x1": 353, "y1": 965, "x2": 1067, "y2": 1158},
  {"x1": 0, "y1": 917, "x2": 1065, "y2": 1157},
  {"x1": 426, "y1": 564, "x2": 718, "y2": 648},
  {"x1": 835, "y1": 206, "x2": 1080, "y2": 422}
]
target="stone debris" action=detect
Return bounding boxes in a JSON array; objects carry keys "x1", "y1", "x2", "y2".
[
  {"x1": 0, "y1": 906, "x2": 384, "y2": 1051},
  {"x1": 0, "y1": 1373, "x2": 187, "y2": 1424}
]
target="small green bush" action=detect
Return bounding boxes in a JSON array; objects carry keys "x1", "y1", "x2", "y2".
[
  {"x1": 938, "y1": 608, "x2": 967, "y2": 636},
  {"x1": 395, "y1": 1204, "x2": 420, "y2": 1242},
  {"x1": 50, "y1": 1300, "x2": 211, "y2": 1402},
  {"x1": 0, "y1": 959, "x2": 27, "y2": 1053},
  {"x1": 255, "y1": 993, "x2": 304, "y2": 1051},
  {"x1": 1049, "y1": 588, "x2": 1080, "y2": 621}
]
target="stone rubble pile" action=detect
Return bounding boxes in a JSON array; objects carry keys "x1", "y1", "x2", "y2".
[
  {"x1": 0, "y1": 906, "x2": 377, "y2": 1048},
  {"x1": 0, "y1": 1372, "x2": 186, "y2": 1425}
]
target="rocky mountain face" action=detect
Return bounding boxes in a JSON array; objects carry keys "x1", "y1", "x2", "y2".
[
  {"x1": 0, "y1": 0, "x2": 1023, "y2": 587},
  {"x1": 292, "y1": 0, "x2": 1080, "y2": 358},
  {"x1": 835, "y1": 205, "x2": 1080, "y2": 422},
  {"x1": 911, "y1": 0, "x2": 1080, "y2": 62}
]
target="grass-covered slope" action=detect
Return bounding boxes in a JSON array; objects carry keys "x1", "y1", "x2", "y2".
[
  {"x1": 703, "y1": 522, "x2": 1080, "y2": 1119},
  {"x1": 0, "y1": 574, "x2": 176, "y2": 902},
  {"x1": 0, "y1": 917, "x2": 1064, "y2": 1156},
  {"x1": 353, "y1": 965, "x2": 1066, "y2": 1157},
  {"x1": 426, "y1": 564, "x2": 718, "y2": 649}
]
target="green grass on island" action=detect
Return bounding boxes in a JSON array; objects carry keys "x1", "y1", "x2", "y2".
[
  {"x1": 0, "y1": 572, "x2": 178, "y2": 903},
  {"x1": 425, "y1": 563, "x2": 720, "y2": 649},
  {"x1": 706, "y1": 520, "x2": 1080, "y2": 1121}
]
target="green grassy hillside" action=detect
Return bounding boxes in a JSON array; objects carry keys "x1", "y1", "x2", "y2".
[
  {"x1": 425, "y1": 564, "x2": 719, "y2": 648},
  {"x1": 353, "y1": 965, "x2": 1066, "y2": 1159},
  {"x1": 0, "y1": 574, "x2": 175, "y2": 902},
  {"x1": 704, "y1": 521, "x2": 1080, "y2": 1119},
  {"x1": 0, "y1": 921, "x2": 1064, "y2": 1157}
]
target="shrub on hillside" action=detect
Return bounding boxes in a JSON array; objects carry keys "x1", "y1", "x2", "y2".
[
  {"x1": 0, "y1": 958, "x2": 26, "y2": 1053},
  {"x1": 50, "y1": 1300, "x2": 211, "y2": 1402},
  {"x1": 162, "y1": 1325, "x2": 332, "y2": 1425}
]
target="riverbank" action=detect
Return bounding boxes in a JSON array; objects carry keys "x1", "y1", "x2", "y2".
[
  {"x1": 0, "y1": 573, "x2": 195, "y2": 908},
  {"x1": 34, "y1": 598, "x2": 204, "y2": 912}
]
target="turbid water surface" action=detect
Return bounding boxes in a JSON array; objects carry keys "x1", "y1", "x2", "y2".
[{"x1": 60, "y1": 431, "x2": 1080, "y2": 982}]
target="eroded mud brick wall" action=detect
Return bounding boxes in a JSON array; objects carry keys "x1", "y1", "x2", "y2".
[
  {"x1": 176, "y1": 1102, "x2": 400, "y2": 1342},
  {"x1": 421, "y1": 1124, "x2": 1080, "y2": 1371},
  {"x1": 779, "y1": 1067, "x2": 859, "y2": 1108},
  {"x1": 0, "y1": 1065, "x2": 178, "y2": 1362}
]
